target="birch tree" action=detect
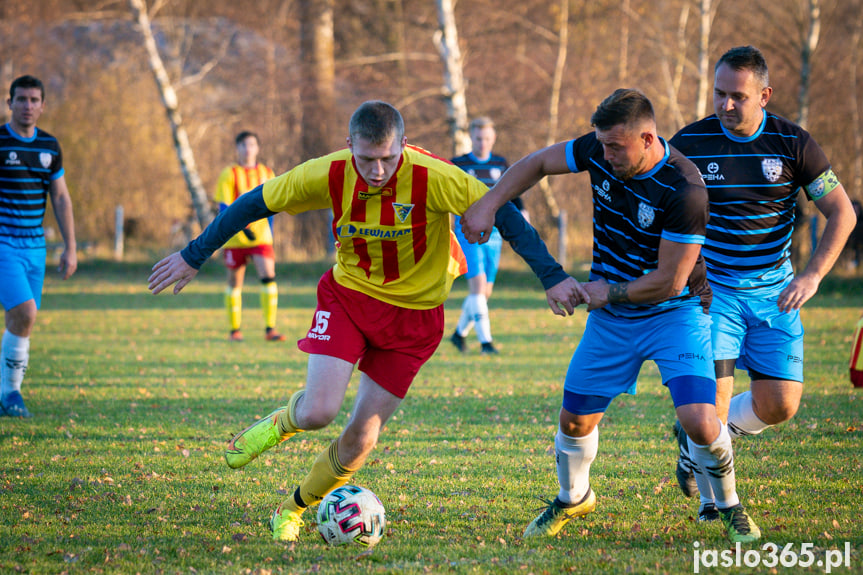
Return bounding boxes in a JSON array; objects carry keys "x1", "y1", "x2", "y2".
[
  {"x1": 434, "y1": 0, "x2": 471, "y2": 157},
  {"x1": 128, "y1": 0, "x2": 212, "y2": 229}
]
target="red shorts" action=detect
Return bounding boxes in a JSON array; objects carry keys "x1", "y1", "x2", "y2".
[
  {"x1": 223, "y1": 245, "x2": 275, "y2": 269},
  {"x1": 298, "y1": 269, "x2": 444, "y2": 398}
]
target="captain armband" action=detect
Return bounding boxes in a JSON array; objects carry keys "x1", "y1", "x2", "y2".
[{"x1": 805, "y1": 168, "x2": 841, "y2": 201}]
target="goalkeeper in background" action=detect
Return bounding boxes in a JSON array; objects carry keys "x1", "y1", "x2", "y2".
[{"x1": 214, "y1": 131, "x2": 285, "y2": 342}]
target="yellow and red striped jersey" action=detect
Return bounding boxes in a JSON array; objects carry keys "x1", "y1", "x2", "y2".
[
  {"x1": 214, "y1": 163, "x2": 276, "y2": 248},
  {"x1": 262, "y1": 145, "x2": 487, "y2": 309}
]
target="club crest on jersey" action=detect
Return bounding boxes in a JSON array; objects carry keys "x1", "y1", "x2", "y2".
[
  {"x1": 40, "y1": 152, "x2": 52, "y2": 169},
  {"x1": 489, "y1": 168, "x2": 502, "y2": 180},
  {"x1": 637, "y1": 201, "x2": 655, "y2": 228},
  {"x1": 393, "y1": 203, "x2": 414, "y2": 222},
  {"x1": 761, "y1": 158, "x2": 783, "y2": 183}
]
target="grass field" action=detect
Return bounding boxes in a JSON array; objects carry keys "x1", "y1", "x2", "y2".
[{"x1": 1, "y1": 258, "x2": 862, "y2": 574}]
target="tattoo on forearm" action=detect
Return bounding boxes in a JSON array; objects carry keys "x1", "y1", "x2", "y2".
[{"x1": 608, "y1": 281, "x2": 632, "y2": 304}]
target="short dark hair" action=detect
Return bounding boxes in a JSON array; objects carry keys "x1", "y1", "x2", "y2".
[
  {"x1": 235, "y1": 131, "x2": 259, "y2": 145},
  {"x1": 10, "y1": 75, "x2": 45, "y2": 101},
  {"x1": 716, "y1": 45, "x2": 769, "y2": 89},
  {"x1": 349, "y1": 101, "x2": 405, "y2": 145},
  {"x1": 590, "y1": 88, "x2": 655, "y2": 131}
]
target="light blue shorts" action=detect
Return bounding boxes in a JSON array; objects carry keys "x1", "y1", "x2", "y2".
[
  {"x1": 563, "y1": 306, "x2": 716, "y2": 414},
  {"x1": 453, "y1": 216, "x2": 502, "y2": 283},
  {"x1": 0, "y1": 243, "x2": 46, "y2": 310},
  {"x1": 710, "y1": 285, "x2": 804, "y2": 382}
]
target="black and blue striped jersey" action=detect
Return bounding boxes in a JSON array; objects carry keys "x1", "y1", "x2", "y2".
[
  {"x1": 670, "y1": 111, "x2": 830, "y2": 294},
  {"x1": 566, "y1": 133, "x2": 711, "y2": 318},
  {"x1": 0, "y1": 123, "x2": 64, "y2": 248}
]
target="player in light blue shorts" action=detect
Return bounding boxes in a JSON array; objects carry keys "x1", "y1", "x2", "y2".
[
  {"x1": 0, "y1": 244, "x2": 48, "y2": 311},
  {"x1": 1, "y1": 75, "x2": 78, "y2": 418},
  {"x1": 563, "y1": 306, "x2": 717, "y2": 415},
  {"x1": 710, "y1": 284, "x2": 804, "y2": 386},
  {"x1": 461, "y1": 88, "x2": 760, "y2": 543},
  {"x1": 449, "y1": 116, "x2": 512, "y2": 355}
]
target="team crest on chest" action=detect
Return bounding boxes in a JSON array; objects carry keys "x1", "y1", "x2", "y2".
[
  {"x1": 761, "y1": 158, "x2": 783, "y2": 183},
  {"x1": 40, "y1": 152, "x2": 52, "y2": 169},
  {"x1": 489, "y1": 168, "x2": 502, "y2": 180},
  {"x1": 393, "y1": 203, "x2": 414, "y2": 222},
  {"x1": 637, "y1": 201, "x2": 655, "y2": 228}
]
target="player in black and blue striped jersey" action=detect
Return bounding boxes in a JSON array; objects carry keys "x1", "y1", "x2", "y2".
[
  {"x1": 670, "y1": 45, "x2": 857, "y2": 517},
  {"x1": 0, "y1": 75, "x2": 78, "y2": 418},
  {"x1": 462, "y1": 88, "x2": 760, "y2": 543}
]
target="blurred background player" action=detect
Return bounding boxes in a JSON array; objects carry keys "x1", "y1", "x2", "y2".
[
  {"x1": 214, "y1": 131, "x2": 285, "y2": 342},
  {"x1": 450, "y1": 117, "x2": 528, "y2": 354},
  {"x1": 1, "y1": 75, "x2": 77, "y2": 417}
]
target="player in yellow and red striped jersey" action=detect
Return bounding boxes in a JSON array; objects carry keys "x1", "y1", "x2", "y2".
[
  {"x1": 149, "y1": 101, "x2": 588, "y2": 543},
  {"x1": 213, "y1": 131, "x2": 284, "y2": 342}
]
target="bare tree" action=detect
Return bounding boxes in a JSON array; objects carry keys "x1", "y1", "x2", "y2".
[
  {"x1": 434, "y1": 0, "x2": 471, "y2": 157},
  {"x1": 298, "y1": 0, "x2": 337, "y2": 256},
  {"x1": 694, "y1": 0, "x2": 718, "y2": 119},
  {"x1": 851, "y1": 2, "x2": 863, "y2": 195},
  {"x1": 797, "y1": 0, "x2": 821, "y2": 129},
  {"x1": 128, "y1": 0, "x2": 212, "y2": 229}
]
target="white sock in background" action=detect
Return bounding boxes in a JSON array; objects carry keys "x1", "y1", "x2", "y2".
[{"x1": 1, "y1": 330, "x2": 30, "y2": 398}]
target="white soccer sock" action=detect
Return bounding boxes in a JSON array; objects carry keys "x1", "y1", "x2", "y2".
[
  {"x1": 727, "y1": 391, "x2": 771, "y2": 438},
  {"x1": 555, "y1": 426, "x2": 597, "y2": 505},
  {"x1": 689, "y1": 422, "x2": 740, "y2": 510},
  {"x1": 472, "y1": 294, "x2": 492, "y2": 344},
  {"x1": 455, "y1": 296, "x2": 475, "y2": 337},
  {"x1": 1, "y1": 331, "x2": 30, "y2": 397}
]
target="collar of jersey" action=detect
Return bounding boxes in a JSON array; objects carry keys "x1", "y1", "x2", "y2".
[
  {"x1": 4, "y1": 123, "x2": 39, "y2": 143},
  {"x1": 467, "y1": 152, "x2": 493, "y2": 164},
  {"x1": 631, "y1": 137, "x2": 670, "y2": 180},
  {"x1": 719, "y1": 109, "x2": 766, "y2": 143}
]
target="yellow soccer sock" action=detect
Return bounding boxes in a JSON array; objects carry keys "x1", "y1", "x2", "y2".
[
  {"x1": 276, "y1": 390, "x2": 306, "y2": 436},
  {"x1": 285, "y1": 439, "x2": 358, "y2": 512},
  {"x1": 261, "y1": 280, "x2": 279, "y2": 330},
  {"x1": 226, "y1": 288, "x2": 242, "y2": 331}
]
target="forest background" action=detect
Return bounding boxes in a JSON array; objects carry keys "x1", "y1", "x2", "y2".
[{"x1": 2, "y1": 0, "x2": 861, "y2": 264}]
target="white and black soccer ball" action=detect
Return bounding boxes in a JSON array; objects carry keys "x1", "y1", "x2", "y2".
[{"x1": 316, "y1": 485, "x2": 386, "y2": 547}]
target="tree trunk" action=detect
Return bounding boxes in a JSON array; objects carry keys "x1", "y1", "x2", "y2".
[
  {"x1": 434, "y1": 0, "x2": 471, "y2": 157},
  {"x1": 695, "y1": 0, "x2": 714, "y2": 119},
  {"x1": 791, "y1": 0, "x2": 821, "y2": 271},
  {"x1": 299, "y1": 0, "x2": 337, "y2": 256},
  {"x1": 128, "y1": 0, "x2": 213, "y2": 230},
  {"x1": 536, "y1": 0, "x2": 568, "y2": 221},
  {"x1": 797, "y1": 0, "x2": 821, "y2": 129}
]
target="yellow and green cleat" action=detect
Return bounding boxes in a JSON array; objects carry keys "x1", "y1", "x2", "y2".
[
  {"x1": 224, "y1": 407, "x2": 289, "y2": 469},
  {"x1": 523, "y1": 489, "x2": 596, "y2": 538},
  {"x1": 270, "y1": 503, "x2": 305, "y2": 542},
  {"x1": 720, "y1": 504, "x2": 761, "y2": 543}
]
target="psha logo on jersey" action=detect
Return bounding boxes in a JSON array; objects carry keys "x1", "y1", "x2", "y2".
[
  {"x1": 702, "y1": 161, "x2": 725, "y2": 181},
  {"x1": 761, "y1": 158, "x2": 783, "y2": 183},
  {"x1": 5, "y1": 151, "x2": 21, "y2": 166},
  {"x1": 593, "y1": 179, "x2": 612, "y2": 203}
]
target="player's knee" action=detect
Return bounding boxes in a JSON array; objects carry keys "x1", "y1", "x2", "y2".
[
  {"x1": 299, "y1": 403, "x2": 340, "y2": 430},
  {"x1": 754, "y1": 399, "x2": 799, "y2": 425}
]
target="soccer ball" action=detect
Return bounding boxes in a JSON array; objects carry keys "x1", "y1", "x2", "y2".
[{"x1": 316, "y1": 485, "x2": 386, "y2": 547}]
